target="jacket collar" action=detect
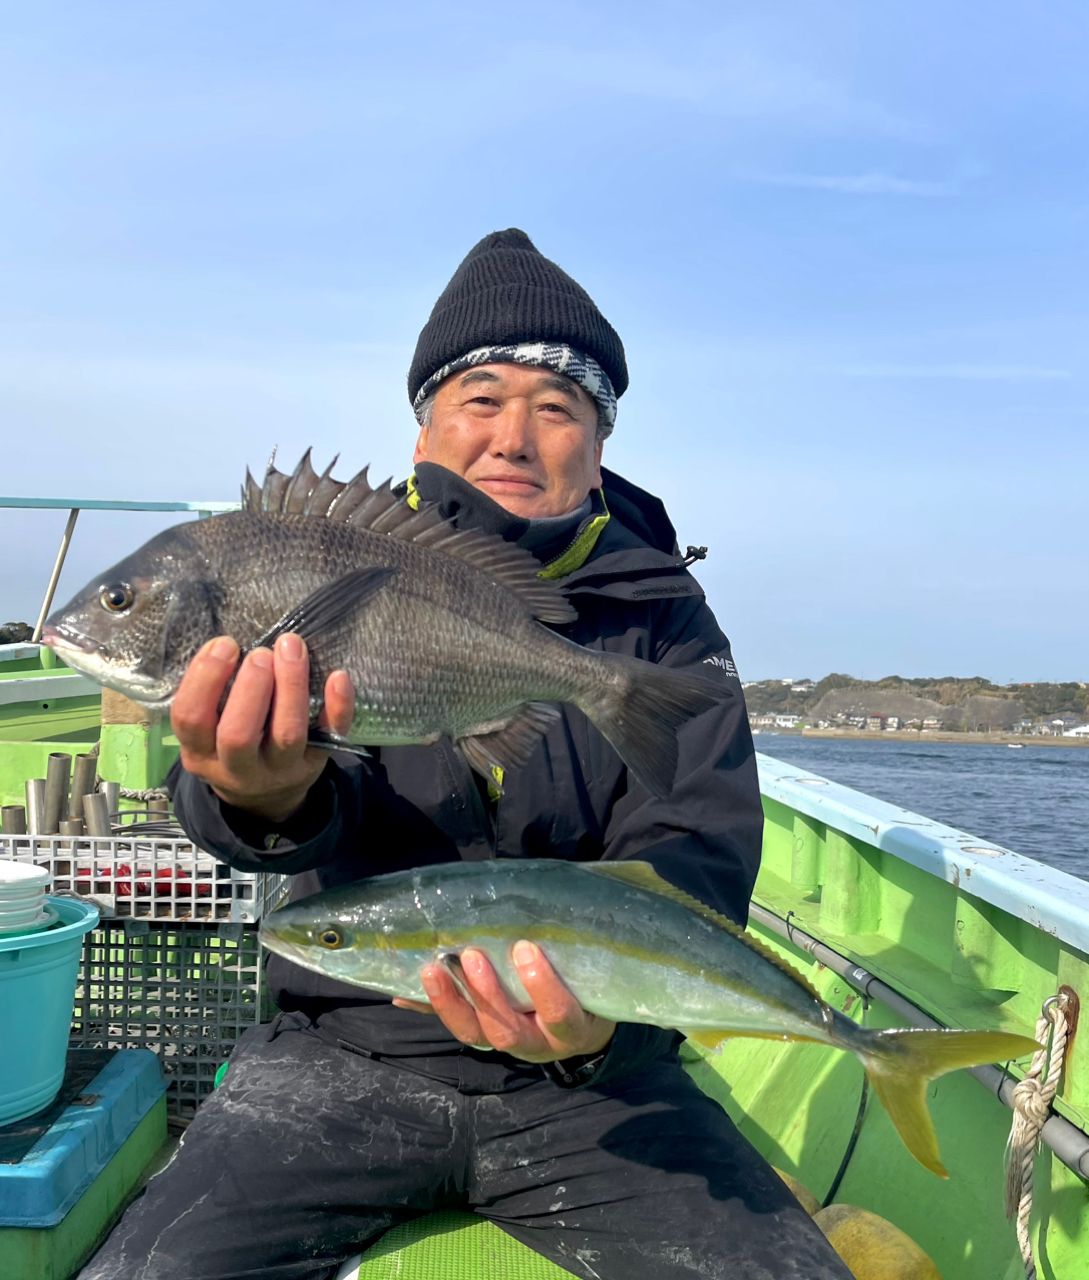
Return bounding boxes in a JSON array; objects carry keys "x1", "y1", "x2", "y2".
[{"x1": 403, "y1": 463, "x2": 611, "y2": 578}]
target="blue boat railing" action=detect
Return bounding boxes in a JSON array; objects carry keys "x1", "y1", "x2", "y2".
[
  {"x1": 0, "y1": 495, "x2": 239, "y2": 643},
  {"x1": 757, "y1": 751, "x2": 1089, "y2": 954}
]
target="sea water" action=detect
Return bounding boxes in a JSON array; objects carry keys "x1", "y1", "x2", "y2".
[{"x1": 755, "y1": 735, "x2": 1089, "y2": 883}]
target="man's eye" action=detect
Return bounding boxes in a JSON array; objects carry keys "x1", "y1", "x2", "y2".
[
  {"x1": 540, "y1": 403, "x2": 572, "y2": 417},
  {"x1": 468, "y1": 396, "x2": 499, "y2": 407}
]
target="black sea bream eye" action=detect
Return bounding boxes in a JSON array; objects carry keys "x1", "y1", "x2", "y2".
[
  {"x1": 319, "y1": 928, "x2": 343, "y2": 949},
  {"x1": 99, "y1": 583, "x2": 134, "y2": 613}
]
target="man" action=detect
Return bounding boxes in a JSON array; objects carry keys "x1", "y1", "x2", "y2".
[{"x1": 80, "y1": 230, "x2": 850, "y2": 1279}]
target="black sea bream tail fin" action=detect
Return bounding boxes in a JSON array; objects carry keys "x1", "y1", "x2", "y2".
[{"x1": 578, "y1": 657, "x2": 724, "y2": 798}]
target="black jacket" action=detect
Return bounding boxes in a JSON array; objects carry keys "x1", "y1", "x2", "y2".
[{"x1": 171, "y1": 466, "x2": 762, "y2": 1085}]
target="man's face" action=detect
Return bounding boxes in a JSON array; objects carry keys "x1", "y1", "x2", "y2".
[{"x1": 413, "y1": 363, "x2": 604, "y2": 519}]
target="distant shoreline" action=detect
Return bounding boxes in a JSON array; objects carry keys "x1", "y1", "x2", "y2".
[{"x1": 752, "y1": 728, "x2": 1089, "y2": 749}]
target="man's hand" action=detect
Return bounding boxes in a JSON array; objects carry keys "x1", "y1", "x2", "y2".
[
  {"x1": 172, "y1": 633, "x2": 355, "y2": 823},
  {"x1": 392, "y1": 942, "x2": 616, "y2": 1064}
]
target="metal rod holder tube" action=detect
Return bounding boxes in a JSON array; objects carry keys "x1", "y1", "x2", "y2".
[
  {"x1": 101, "y1": 780, "x2": 120, "y2": 816},
  {"x1": 69, "y1": 754, "x2": 98, "y2": 819},
  {"x1": 43, "y1": 752, "x2": 72, "y2": 834},
  {"x1": 149, "y1": 795, "x2": 170, "y2": 816},
  {"x1": 25, "y1": 779, "x2": 47, "y2": 834},
  {"x1": 59, "y1": 818, "x2": 84, "y2": 836},
  {"x1": 83, "y1": 791, "x2": 112, "y2": 837},
  {"x1": 1, "y1": 805, "x2": 27, "y2": 835}
]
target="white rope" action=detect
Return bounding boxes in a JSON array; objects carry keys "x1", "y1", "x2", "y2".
[
  {"x1": 1004, "y1": 994, "x2": 1070, "y2": 1279},
  {"x1": 118, "y1": 786, "x2": 170, "y2": 802}
]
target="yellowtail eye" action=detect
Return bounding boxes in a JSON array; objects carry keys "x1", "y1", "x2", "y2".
[
  {"x1": 100, "y1": 583, "x2": 134, "y2": 613},
  {"x1": 318, "y1": 928, "x2": 343, "y2": 949}
]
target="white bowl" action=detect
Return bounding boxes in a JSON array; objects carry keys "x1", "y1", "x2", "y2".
[
  {"x1": 0, "y1": 882, "x2": 49, "y2": 902},
  {"x1": 0, "y1": 861, "x2": 50, "y2": 892},
  {"x1": 0, "y1": 906, "x2": 47, "y2": 926},
  {"x1": 0, "y1": 904, "x2": 58, "y2": 936}
]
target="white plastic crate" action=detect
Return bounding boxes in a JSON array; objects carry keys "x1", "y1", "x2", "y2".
[
  {"x1": 0, "y1": 833, "x2": 288, "y2": 923},
  {"x1": 71, "y1": 920, "x2": 271, "y2": 1122}
]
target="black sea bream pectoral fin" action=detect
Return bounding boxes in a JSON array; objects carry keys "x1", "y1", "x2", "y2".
[{"x1": 253, "y1": 566, "x2": 397, "y2": 650}]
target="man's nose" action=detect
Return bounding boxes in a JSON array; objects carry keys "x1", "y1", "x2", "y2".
[{"x1": 489, "y1": 401, "x2": 536, "y2": 457}]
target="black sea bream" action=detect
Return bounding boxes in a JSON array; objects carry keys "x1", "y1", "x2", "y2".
[{"x1": 43, "y1": 453, "x2": 723, "y2": 796}]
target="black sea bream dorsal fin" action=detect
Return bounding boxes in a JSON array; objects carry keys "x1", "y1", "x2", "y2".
[
  {"x1": 583, "y1": 862, "x2": 823, "y2": 1004},
  {"x1": 243, "y1": 452, "x2": 577, "y2": 626}
]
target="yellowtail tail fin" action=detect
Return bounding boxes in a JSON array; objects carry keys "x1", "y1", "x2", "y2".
[{"x1": 861, "y1": 1028, "x2": 1041, "y2": 1177}]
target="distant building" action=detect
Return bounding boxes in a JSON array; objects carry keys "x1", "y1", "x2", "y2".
[
  {"x1": 774, "y1": 714, "x2": 802, "y2": 729},
  {"x1": 922, "y1": 717, "x2": 943, "y2": 731},
  {"x1": 866, "y1": 716, "x2": 883, "y2": 731},
  {"x1": 1063, "y1": 724, "x2": 1089, "y2": 738},
  {"x1": 885, "y1": 716, "x2": 901, "y2": 731}
]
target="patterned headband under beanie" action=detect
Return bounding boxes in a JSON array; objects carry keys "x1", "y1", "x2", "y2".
[{"x1": 407, "y1": 229, "x2": 628, "y2": 436}]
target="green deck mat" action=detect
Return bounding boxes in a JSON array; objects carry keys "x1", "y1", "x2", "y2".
[{"x1": 349, "y1": 1212, "x2": 577, "y2": 1279}]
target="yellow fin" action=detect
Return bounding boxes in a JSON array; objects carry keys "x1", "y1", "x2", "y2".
[
  {"x1": 681, "y1": 1029, "x2": 731, "y2": 1053},
  {"x1": 682, "y1": 1027, "x2": 827, "y2": 1053},
  {"x1": 862, "y1": 1028, "x2": 1041, "y2": 1178},
  {"x1": 585, "y1": 862, "x2": 823, "y2": 1004}
]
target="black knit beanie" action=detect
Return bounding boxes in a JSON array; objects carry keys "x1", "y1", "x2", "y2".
[{"x1": 407, "y1": 229, "x2": 628, "y2": 406}]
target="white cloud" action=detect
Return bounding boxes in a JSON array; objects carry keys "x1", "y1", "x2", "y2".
[
  {"x1": 831, "y1": 364, "x2": 1072, "y2": 381},
  {"x1": 738, "y1": 169, "x2": 957, "y2": 197}
]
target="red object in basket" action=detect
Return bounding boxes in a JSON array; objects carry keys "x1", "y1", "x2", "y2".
[{"x1": 73, "y1": 863, "x2": 212, "y2": 897}]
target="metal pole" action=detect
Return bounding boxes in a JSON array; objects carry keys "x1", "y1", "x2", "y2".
[
  {"x1": 59, "y1": 818, "x2": 84, "y2": 837},
  {"x1": 101, "y1": 780, "x2": 120, "y2": 816},
  {"x1": 43, "y1": 753, "x2": 71, "y2": 834},
  {"x1": 31, "y1": 507, "x2": 80, "y2": 643},
  {"x1": 1, "y1": 805, "x2": 27, "y2": 834},
  {"x1": 69, "y1": 754, "x2": 98, "y2": 819},
  {"x1": 83, "y1": 791, "x2": 112, "y2": 837},
  {"x1": 25, "y1": 779, "x2": 47, "y2": 834}
]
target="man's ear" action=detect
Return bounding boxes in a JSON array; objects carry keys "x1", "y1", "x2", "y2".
[
  {"x1": 591, "y1": 438, "x2": 604, "y2": 490},
  {"x1": 413, "y1": 423, "x2": 430, "y2": 465}
]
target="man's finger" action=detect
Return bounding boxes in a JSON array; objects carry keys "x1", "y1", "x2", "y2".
[
  {"x1": 172, "y1": 636, "x2": 240, "y2": 759},
  {"x1": 323, "y1": 670, "x2": 355, "y2": 736},
  {"x1": 266, "y1": 634, "x2": 311, "y2": 766},
  {"x1": 391, "y1": 997, "x2": 434, "y2": 1015},
  {"x1": 458, "y1": 950, "x2": 532, "y2": 1052},
  {"x1": 421, "y1": 963, "x2": 487, "y2": 1047},
  {"x1": 512, "y1": 941, "x2": 583, "y2": 1031},
  {"x1": 216, "y1": 648, "x2": 275, "y2": 770}
]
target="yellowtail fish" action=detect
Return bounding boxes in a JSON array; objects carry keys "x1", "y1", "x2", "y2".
[{"x1": 259, "y1": 858, "x2": 1041, "y2": 1178}]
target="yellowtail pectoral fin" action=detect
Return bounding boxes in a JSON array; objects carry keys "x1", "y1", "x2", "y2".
[{"x1": 862, "y1": 1028, "x2": 1041, "y2": 1179}]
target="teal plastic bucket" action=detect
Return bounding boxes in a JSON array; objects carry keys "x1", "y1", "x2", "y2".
[{"x1": 0, "y1": 896, "x2": 99, "y2": 1125}]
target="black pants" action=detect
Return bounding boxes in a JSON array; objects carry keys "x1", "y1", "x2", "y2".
[{"x1": 79, "y1": 1018, "x2": 852, "y2": 1280}]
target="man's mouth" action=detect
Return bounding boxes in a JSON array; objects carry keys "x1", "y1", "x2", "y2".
[{"x1": 476, "y1": 475, "x2": 543, "y2": 492}]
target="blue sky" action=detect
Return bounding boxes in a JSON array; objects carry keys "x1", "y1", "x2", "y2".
[{"x1": 1, "y1": 2, "x2": 1085, "y2": 682}]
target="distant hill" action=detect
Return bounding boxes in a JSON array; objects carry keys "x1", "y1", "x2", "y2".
[{"x1": 743, "y1": 674, "x2": 1087, "y2": 729}]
